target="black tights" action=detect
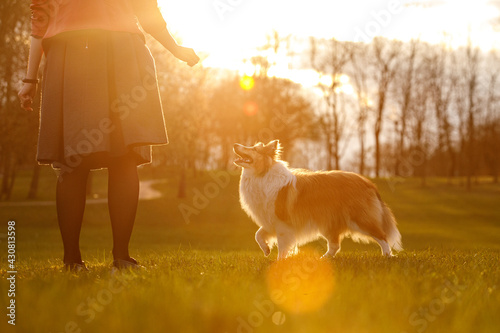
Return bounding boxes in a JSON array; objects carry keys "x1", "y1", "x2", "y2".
[{"x1": 56, "y1": 156, "x2": 139, "y2": 264}]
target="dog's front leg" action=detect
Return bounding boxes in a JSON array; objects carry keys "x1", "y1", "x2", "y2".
[
  {"x1": 275, "y1": 224, "x2": 296, "y2": 260},
  {"x1": 255, "y1": 227, "x2": 272, "y2": 256},
  {"x1": 276, "y1": 234, "x2": 296, "y2": 260}
]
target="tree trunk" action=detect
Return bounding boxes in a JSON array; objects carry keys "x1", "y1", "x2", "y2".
[
  {"x1": 374, "y1": 128, "x2": 381, "y2": 177},
  {"x1": 325, "y1": 129, "x2": 333, "y2": 171},
  {"x1": 466, "y1": 111, "x2": 475, "y2": 192},
  {"x1": 447, "y1": 149, "x2": 456, "y2": 185},
  {"x1": 86, "y1": 172, "x2": 93, "y2": 197},
  {"x1": 493, "y1": 162, "x2": 499, "y2": 184},
  {"x1": 27, "y1": 162, "x2": 41, "y2": 199},
  {"x1": 1, "y1": 150, "x2": 12, "y2": 200},
  {"x1": 374, "y1": 92, "x2": 385, "y2": 177},
  {"x1": 178, "y1": 165, "x2": 186, "y2": 198},
  {"x1": 7, "y1": 164, "x2": 17, "y2": 200},
  {"x1": 0, "y1": 153, "x2": 17, "y2": 201},
  {"x1": 334, "y1": 135, "x2": 340, "y2": 170},
  {"x1": 492, "y1": 124, "x2": 499, "y2": 183},
  {"x1": 359, "y1": 134, "x2": 365, "y2": 175},
  {"x1": 421, "y1": 156, "x2": 427, "y2": 188}
]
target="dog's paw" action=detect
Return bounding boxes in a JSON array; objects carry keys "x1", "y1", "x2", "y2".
[{"x1": 258, "y1": 242, "x2": 271, "y2": 256}]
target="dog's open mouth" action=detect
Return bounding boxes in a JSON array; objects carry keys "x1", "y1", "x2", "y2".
[{"x1": 234, "y1": 152, "x2": 253, "y2": 164}]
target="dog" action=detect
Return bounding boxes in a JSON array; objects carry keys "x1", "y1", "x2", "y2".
[{"x1": 233, "y1": 140, "x2": 402, "y2": 259}]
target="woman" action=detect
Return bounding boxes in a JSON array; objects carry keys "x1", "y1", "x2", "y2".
[{"x1": 18, "y1": 0, "x2": 199, "y2": 271}]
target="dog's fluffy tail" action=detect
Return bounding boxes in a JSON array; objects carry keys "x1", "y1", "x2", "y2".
[{"x1": 381, "y1": 202, "x2": 403, "y2": 252}]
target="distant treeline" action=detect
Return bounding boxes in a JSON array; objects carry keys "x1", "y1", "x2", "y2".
[{"x1": 1, "y1": 0, "x2": 498, "y2": 200}]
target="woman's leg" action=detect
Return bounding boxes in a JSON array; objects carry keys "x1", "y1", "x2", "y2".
[
  {"x1": 108, "y1": 155, "x2": 139, "y2": 261},
  {"x1": 56, "y1": 166, "x2": 90, "y2": 264}
]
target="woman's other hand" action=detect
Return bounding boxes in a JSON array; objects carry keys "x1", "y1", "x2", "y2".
[{"x1": 18, "y1": 83, "x2": 37, "y2": 111}]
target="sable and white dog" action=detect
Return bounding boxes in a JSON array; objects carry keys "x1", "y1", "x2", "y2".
[{"x1": 234, "y1": 140, "x2": 402, "y2": 259}]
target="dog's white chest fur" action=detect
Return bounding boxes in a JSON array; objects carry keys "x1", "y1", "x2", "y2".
[{"x1": 239, "y1": 162, "x2": 295, "y2": 232}]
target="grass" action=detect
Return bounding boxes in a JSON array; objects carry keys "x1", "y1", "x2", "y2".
[{"x1": 0, "y1": 167, "x2": 499, "y2": 333}]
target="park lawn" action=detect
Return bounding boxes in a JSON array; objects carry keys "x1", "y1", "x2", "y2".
[{"x1": 0, "y1": 167, "x2": 499, "y2": 333}]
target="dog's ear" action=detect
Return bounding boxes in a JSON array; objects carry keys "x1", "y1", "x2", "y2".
[
  {"x1": 265, "y1": 140, "x2": 282, "y2": 159},
  {"x1": 267, "y1": 140, "x2": 279, "y2": 150}
]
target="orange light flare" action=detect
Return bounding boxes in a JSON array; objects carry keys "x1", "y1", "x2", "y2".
[
  {"x1": 243, "y1": 101, "x2": 259, "y2": 117},
  {"x1": 266, "y1": 249, "x2": 335, "y2": 314}
]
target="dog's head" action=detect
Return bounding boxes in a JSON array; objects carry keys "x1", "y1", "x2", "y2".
[{"x1": 233, "y1": 140, "x2": 282, "y2": 175}]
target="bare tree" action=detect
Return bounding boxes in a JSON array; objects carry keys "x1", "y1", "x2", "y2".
[
  {"x1": 310, "y1": 37, "x2": 352, "y2": 170},
  {"x1": 209, "y1": 74, "x2": 247, "y2": 169},
  {"x1": 348, "y1": 42, "x2": 371, "y2": 175},
  {"x1": 409, "y1": 63, "x2": 430, "y2": 187},
  {"x1": 146, "y1": 36, "x2": 212, "y2": 196},
  {"x1": 482, "y1": 50, "x2": 500, "y2": 183},
  {"x1": 246, "y1": 32, "x2": 314, "y2": 161},
  {"x1": 424, "y1": 39, "x2": 457, "y2": 181},
  {"x1": 392, "y1": 39, "x2": 420, "y2": 176},
  {"x1": 460, "y1": 40, "x2": 482, "y2": 190},
  {"x1": 370, "y1": 37, "x2": 401, "y2": 177},
  {"x1": 0, "y1": 0, "x2": 35, "y2": 200}
]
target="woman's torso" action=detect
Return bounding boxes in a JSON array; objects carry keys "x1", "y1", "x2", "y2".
[{"x1": 31, "y1": 0, "x2": 142, "y2": 39}]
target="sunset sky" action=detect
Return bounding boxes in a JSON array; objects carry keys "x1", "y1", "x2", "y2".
[{"x1": 158, "y1": 0, "x2": 500, "y2": 72}]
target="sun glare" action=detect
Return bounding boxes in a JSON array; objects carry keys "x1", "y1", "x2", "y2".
[{"x1": 240, "y1": 75, "x2": 255, "y2": 91}]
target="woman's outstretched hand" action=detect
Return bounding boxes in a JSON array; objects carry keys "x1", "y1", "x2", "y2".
[
  {"x1": 172, "y1": 45, "x2": 200, "y2": 67},
  {"x1": 154, "y1": 30, "x2": 200, "y2": 67},
  {"x1": 18, "y1": 83, "x2": 37, "y2": 111}
]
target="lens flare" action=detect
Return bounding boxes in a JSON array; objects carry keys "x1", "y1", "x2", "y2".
[
  {"x1": 240, "y1": 75, "x2": 255, "y2": 90},
  {"x1": 266, "y1": 250, "x2": 335, "y2": 314},
  {"x1": 243, "y1": 101, "x2": 258, "y2": 116}
]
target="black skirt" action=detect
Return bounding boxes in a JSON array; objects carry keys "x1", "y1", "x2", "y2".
[{"x1": 38, "y1": 29, "x2": 168, "y2": 170}]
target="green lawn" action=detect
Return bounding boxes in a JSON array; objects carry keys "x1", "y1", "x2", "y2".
[{"x1": 0, "y1": 167, "x2": 499, "y2": 333}]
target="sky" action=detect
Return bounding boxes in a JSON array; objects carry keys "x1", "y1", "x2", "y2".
[
  {"x1": 157, "y1": 0, "x2": 500, "y2": 71},
  {"x1": 156, "y1": 0, "x2": 499, "y2": 169}
]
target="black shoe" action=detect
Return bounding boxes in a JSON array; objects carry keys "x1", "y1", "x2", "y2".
[
  {"x1": 64, "y1": 261, "x2": 89, "y2": 272},
  {"x1": 112, "y1": 257, "x2": 143, "y2": 269}
]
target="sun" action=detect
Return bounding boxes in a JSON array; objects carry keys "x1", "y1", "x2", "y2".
[{"x1": 239, "y1": 75, "x2": 255, "y2": 91}]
